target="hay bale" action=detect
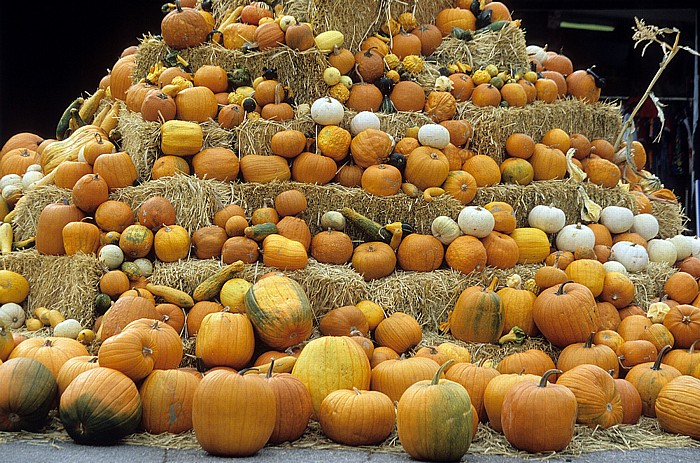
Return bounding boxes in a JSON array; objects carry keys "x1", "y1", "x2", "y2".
[
  {"x1": 12, "y1": 186, "x2": 72, "y2": 242},
  {"x1": 305, "y1": 0, "x2": 454, "y2": 50},
  {"x1": 0, "y1": 251, "x2": 102, "y2": 327},
  {"x1": 432, "y1": 23, "x2": 529, "y2": 71},
  {"x1": 134, "y1": 39, "x2": 329, "y2": 105},
  {"x1": 236, "y1": 116, "x2": 315, "y2": 156},
  {"x1": 118, "y1": 107, "x2": 235, "y2": 179},
  {"x1": 110, "y1": 174, "x2": 232, "y2": 233},
  {"x1": 459, "y1": 98, "x2": 623, "y2": 162},
  {"x1": 652, "y1": 200, "x2": 687, "y2": 238}
]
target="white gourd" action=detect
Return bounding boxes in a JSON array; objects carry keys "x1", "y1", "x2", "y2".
[
  {"x1": 555, "y1": 223, "x2": 595, "y2": 252},
  {"x1": 0, "y1": 302, "x2": 25, "y2": 329},
  {"x1": 600, "y1": 206, "x2": 634, "y2": 234},
  {"x1": 630, "y1": 213, "x2": 659, "y2": 241},
  {"x1": 610, "y1": 241, "x2": 649, "y2": 273},
  {"x1": 310, "y1": 97, "x2": 344, "y2": 126},
  {"x1": 669, "y1": 234, "x2": 693, "y2": 261},
  {"x1": 349, "y1": 111, "x2": 381, "y2": 135},
  {"x1": 647, "y1": 239, "x2": 678, "y2": 266},
  {"x1": 417, "y1": 124, "x2": 450, "y2": 149},
  {"x1": 457, "y1": 206, "x2": 494, "y2": 238},
  {"x1": 431, "y1": 216, "x2": 462, "y2": 245},
  {"x1": 528, "y1": 205, "x2": 566, "y2": 234}
]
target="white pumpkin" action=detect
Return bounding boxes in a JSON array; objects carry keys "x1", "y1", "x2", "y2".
[
  {"x1": 526, "y1": 45, "x2": 548, "y2": 65},
  {"x1": 647, "y1": 239, "x2": 678, "y2": 266},
  {"x1": 0, "y1": 302, "x2": 25, "y2": 329},
  {"x1": 310, "y1": 97, "x2": 344, "y2": 126},
  {"x1": 320, "y1": 211, "x2": 346, "y2": 230},
  {"x1": 133, "y1": 258, "x2": 154, "y2": 278},
  {"x1": 0, "y1": 174, "x2": 21, "y2": 190},
  {"x1": 431, "y1": 216, "x2": 462, "y2": 245},
  {"x1": 53, "y1": 318, "x2": 83, "y2": 339},
  {"x1": 99, "y1": 244, "x2": 124, "y2": 270},
  {"x1": 599, "y1": 206, "x2": 634, "y2": 234},
  {"x1": 417, "y1": 124, "x2": 450, "y2": 149},
  {"x1": 349, "y1": 111, "x2": 381, "y2": 135},
  {"x1": 457, "y1": 206, "x2": 494, "y2": 238},
  {"x1": 670, "y1": 234, "x2": 693, "y2": 261},
  {"x1": 25, "y1": 164, "x2": 42, "y2": 173},
  {"x1": 528, "y1": 205, "x2": 566, "y2": 234},
  {"x1": 2, "y1": 184, "x2": 21, "y2": 202},
  {"x1": 689, "y1": 236, "x2": 700, "y2": 258},
  {"x1": 21, "y1": 171, "x2": 44, "y2": 189},
  {"x1": 603, "y1": 260, "x2": 628, "y2": 275},
  {"x1": 610, "y1": 241, "x2": 649, "y2": 273},
  {"x1": 555, "y1": 223, "x2": 595, "y2": 252},
  {"x1": 279, "y1": 15, "x2": 297, "y2": 32},
  {"x1": 630, "y1": 213, "x2": 659, "y2": 241}
]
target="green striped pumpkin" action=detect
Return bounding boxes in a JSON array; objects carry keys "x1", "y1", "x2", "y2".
[
  {"x1": 450, "y1": 278, "x2": 504, "y2": 343},
  {"x1": 0, "y1": 357, "x2": 57, "y2": 431},
  {"x1": 244, "y1": 275, "x2": 313, "y2": 350},
  {"x1": 59, "y1": 367, "x2": 142, "y2": 444}
]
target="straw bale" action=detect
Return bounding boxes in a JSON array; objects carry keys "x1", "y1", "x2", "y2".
[
  {"x1": 12, "y1": 186, "x2": 72, "y2": 242},
  {"x1": 0, "y1": 250, "x2": 102, "y2": 327},
  {"x1": 236, "y1": 115, "x2": 315, "y2": 156},
  {"x1": 459, "y1": 98, "x2": 623, "y2": 162},
  {"x1": 652, "y1": 200, "x2": 687, "y2": 238},
  {"x1": 630, "y1": 262, "x2": 677, "y2": 308},
  {"x1": 432, "y1": 23, "x2": 529, "y2": 72},
  {"x1": 304, "y1": 0, "x2": 454, "y2": 50},
  {"x1": 110, "y1": 174, "x2": 232, "y2": 233},
  {"x1": 118, "y1": 107, "x2": 235, "y2": 179},
  {"x1": 134, "y1": 39, "x2": 329, "y2": 105}
]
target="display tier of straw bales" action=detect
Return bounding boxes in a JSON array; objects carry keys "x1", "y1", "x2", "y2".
[{"x1": 134, "y1": 38, "x2": 330, "y2": 105}]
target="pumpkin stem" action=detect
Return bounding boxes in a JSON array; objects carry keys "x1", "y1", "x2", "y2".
[
  {"x1": 539, "y1": 369, "x2": 561, "y2": 387},
  {"x1": 266, "y1": 358, "x2": 276, "y2": 379},
  {"x1": 88, "y1": 356, "x2": 99, "y2": 363},
  {"x1": 555, "y1": 280, "x2": 574, "y2": 296},
  {"x1": 476, "y1": 357, "x2": 490, "y2": 367},
  {"x1": 689, "y1": 339, "x2": 700, "y2": 354},
  {"x1": 94, "y1": 132, "x2": 104, "y2": 144},
  {"x1": 584, "y1": 332, "x2": 595, "y2": 348},
  {"x1": 353, "y1": 387, "x2": 361, "y2": 395},
  {"x1": 239, "y1": 367, "x2": 259, "y2": 375},
  {"x1": 652, "y1": 345, "x2": 672, "y2": 370},
  {"x1": 486, "y1": 277, "x2": 499, "y2": 292},
  {"x1": 432, "y1": 359, "x2": 454, "y2": 385},
  {"x1": 142, "y1": 346, "x2": 153, "y2": 356},
  {"x1": 43, "y1": 338, "x2": 53, "y2": 347}
]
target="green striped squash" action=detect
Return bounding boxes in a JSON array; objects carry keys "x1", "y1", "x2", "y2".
[
  {"x1": 244, "y1": 275, "x2": 313, "y2": 350},
  {"x1": 59, "y1": 367, "x2": 142, "y2": 444},
  {"x1": 450, "y1": 279, "x2": 504, "y2": 343},
  {"x1": 0, "y1": 357, "x2": 57, "y2": 431}
]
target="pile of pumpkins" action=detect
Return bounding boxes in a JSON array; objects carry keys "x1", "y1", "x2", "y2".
[{"x1": 3, "y1": 264, "x2": 700, "y2": 458}]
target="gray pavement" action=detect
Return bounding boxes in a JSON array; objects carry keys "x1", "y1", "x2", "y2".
[{"x1": 0, "y1": 441, "x2": 697, "y2": 462}]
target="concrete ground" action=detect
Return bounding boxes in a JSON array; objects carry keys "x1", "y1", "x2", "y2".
[{"x1": 0, "y1": 441, "x2": 697, "y2": 463}]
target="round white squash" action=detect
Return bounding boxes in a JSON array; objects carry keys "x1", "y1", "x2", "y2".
[
  {"x1": 133, "y1": 258, "x2": 154, "y2": 278},
  {"x1": 431, "y1": 216, "x2": 462, "y2": 245},
  {"x1": 349, "y1": 111, "x2": 381, "y2": 135},
  {"x1": 555, "y1": 223, "x2": 596, "y2": 252},
  {"x1": 599, "y1": 206, "x2": 634, "y2": 234},
  {"x1": 528, "y1": 205, "x2": 566, "y2": 234},
  {"x1": 526, "y1": 45, "x2": 548, "y2": 65},
  {"x1": 53, "y1": 318, "x2": 83, "y2": 339},
  {"x1": 21, "y1": 171, "x2": 44, "y2": 189},
  {"x1": 417, "y1": 124, "x2": 450, "y2": 149},
  {"x1": 647, "y1": 239, "x2": 678, "y2": 266},
  {"x1": 311, "y1": 97, "x2": 344, "y2": 126},
  {"x1": 25, "y1": 164, "x2": 42, "y2": 173},
  {"x1": 602, "y1": 260, "x2": 628, "y2": 275},
  {"x1": 689, "y1": 236, "x2": 700, "y2": 258},
  {"x1": 0, "y1": 174, "x2": 21, "y2": 190},
  {"x1": 610, "y1": 241, "x2": 649, "y2": 273},
  {"x1": 99, "y1": 244, "x2": 124, "y2": 270},
  {"x1": 669, "y1": 234, "x2": 693, "y2": 261},
  {"x1": 279, "y1": 15, "x2": 297, "y2": 32},
  {"x1": 630, "y1": 213, "x2": 659, "y2": 241},
  {"x1": 458, "y1": 206, "x2": 495, "y2": 238},
  {"x1": 320, "y1": 211, "x2": 346, "y2": 231},
  {"x1": 0, "y1": 302, "x2": 25, "y2": 329}
]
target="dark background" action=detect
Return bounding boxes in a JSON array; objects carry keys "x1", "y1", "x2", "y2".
[{"x1": 0, "y1": 0, "x2": 698, "y2": 226}]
